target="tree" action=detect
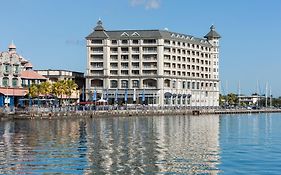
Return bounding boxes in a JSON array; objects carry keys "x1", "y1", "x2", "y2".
[
  {"x1": 39, "y1": 81, "x2": 52, "y2": 97},
  {"x1": 65, "y1": 80, "x2": 78, "y2": 99},
  {"x1": 52, "y1": 80, "x2": 67, "y2": 106},
  {"x1": 29, "y1": 84, "x2": 40, "y2": 98}
]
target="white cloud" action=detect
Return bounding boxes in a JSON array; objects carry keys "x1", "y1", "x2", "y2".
[
  {"x1": 145, "y1": 0, "x2": 160, "y2": 9},
  {"x1": 129, "y1": 0, "x2": 161, "y2": 9},
  {"x1": 130, "y1": 0, "x2": 145, "y2": 7}
]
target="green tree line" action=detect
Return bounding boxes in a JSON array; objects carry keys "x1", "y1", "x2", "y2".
[{"x1": 29, "y1": 80, "x2": 78, "y2": 105}]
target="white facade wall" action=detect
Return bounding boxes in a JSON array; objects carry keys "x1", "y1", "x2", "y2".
[{"x1": 86, "y1": 23, "x2": 220, "y2": 107}]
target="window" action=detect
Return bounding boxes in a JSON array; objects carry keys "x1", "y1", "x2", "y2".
[
  {"x1": 121, "y1": 80, "x2": 128, "y2": 88},
  {"x1": 187, "y1": 82, "x2": 190, "y2": 89},
  {"x1": 192, "y1": 82, "x2": 195, "y2": 89},
  {"x1": 110, "y1": 80, "x2": 118, "y2": 88},
  {"x1": 2, "y1": 77, "x2": 9, "y2": 87},
  {"x1": 12, "y1": 78, "x2": 18, "y2": 87},
  {"x1": 121, "y1": 63, "x2": 128, "y2": 68},
  {"x1": 110, "y1": 70, "x2": 118, "y2": 75},
  {"x1": 111, "y1": 40, "x2": 117, "y2": 44},
  {"x1": 172, "y1": 80, "x2": 176, "y2": 88},
  {"x1": 132, "y1": 40, "x2": 139, "y2": 44},
  {"x1": 4, "y1": 64, "x2": 9, "y2": 73},
  {"x1": 121, "y1": 40, "x2": 128, "y2": 44},
  {"x1": 143, "y1": 39, "x2": 156, "y2": 44},
  {"x1": 132, "y1": 70, "x2": 139, "y2": 75},
  {"x1": 197, "y1": 82, "x2": 200, "y2": 89},
  {"x1": 14, "y1": 65, "x2": 19, "y2": 74},
  {"x1": 91, "y1": 40, "x2": 102, "y2": 44},
  {"x1": 121, "y1": 70, "x2": 128, "y2": 75},
  {"x1": 132, "y1": 80, "x2": 139, "y2": 88},
  {"x1": 182, "y1": 81, "x2": 186, "y2": 89}
]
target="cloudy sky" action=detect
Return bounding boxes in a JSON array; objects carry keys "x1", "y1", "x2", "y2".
[{"x1": 1, "y1": 0, "x2": 281, "y2": 96}]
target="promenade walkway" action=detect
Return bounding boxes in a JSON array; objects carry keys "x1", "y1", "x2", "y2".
[{"x1": 1, "y1": 105, "x2": 281, "y2": 120}]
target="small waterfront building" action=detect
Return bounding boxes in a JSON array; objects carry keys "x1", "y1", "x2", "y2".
[
  {"x1": 85, "y1": 20, "x2": 221, "y2": 107},
  {"x1": 0, "y1": 42, "x2": 47, "y2": 107},
  {"x1": 238, "y1": 95, "x2": 262, "y2": 106}
]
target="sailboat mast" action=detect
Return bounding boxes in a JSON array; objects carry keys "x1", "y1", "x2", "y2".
[{"x1": 265, "y1": 82, "x2": 268, "y2": 108}]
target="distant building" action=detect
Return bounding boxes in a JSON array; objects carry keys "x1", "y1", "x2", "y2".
[
  {"x1": 85, "y1": 20, "x2": 221, "y2": 107},
  {"x1": 238, "y1": 95, "x2": 262, "y2": 106},
  {"x1": 0, "y1": 42, "x2": 47, "y2": 107},
  {"x1": 35, "y1": 69, "x2": 85, "y2": 101}
]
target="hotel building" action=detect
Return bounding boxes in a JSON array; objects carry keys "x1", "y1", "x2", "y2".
[{"x1": 85, "y1": 20, "x2": 221, "y2": 107}]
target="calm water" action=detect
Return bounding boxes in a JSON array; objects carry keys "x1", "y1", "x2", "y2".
[{"x1": 0, "y1": 113, "x2": 280, "y2": 174}]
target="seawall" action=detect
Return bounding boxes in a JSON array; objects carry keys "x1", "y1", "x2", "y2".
[{"x1": 1, "y1": 108, "x2": 281, "y2": 120}]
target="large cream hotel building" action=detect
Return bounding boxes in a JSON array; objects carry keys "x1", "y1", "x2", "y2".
[{"x1": 85, "y1": 20, "x2": 221, "y2": 107}]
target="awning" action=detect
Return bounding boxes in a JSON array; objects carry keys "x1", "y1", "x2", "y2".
[
  {"x1": 178, "y1": 94, "x2": 182, "y2": 97},
  {"x1": 0, "y1": 88, "x2": 28, "y2": 96},
  {"x1": 187, "y1": 94, "x2": 192, "y2": 98},
  {"x1": 164, "y1": 92, "x2": 172, "y2": 98},
  {"x1": 183, "y1": 94, "x2": 187, "y2": 98},
  {"x1": 172, "y1": 93, "x2": 177, "y2": 97}
]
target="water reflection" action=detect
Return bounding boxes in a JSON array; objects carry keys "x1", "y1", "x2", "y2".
[{"x1": 0, "y1": 115, "x2": 220, "y2": 174}]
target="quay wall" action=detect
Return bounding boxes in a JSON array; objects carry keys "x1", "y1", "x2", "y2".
[{"x1": 1, "y1": 108, "x2": 281, "y2": 120}]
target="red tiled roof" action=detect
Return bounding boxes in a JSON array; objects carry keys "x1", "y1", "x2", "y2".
[
  {"x1": 21, "y1": 70, "x2": 47, "y2": 80},
  {"x1": 0, "y1": 88, "x2": 28, "y2": 96}
]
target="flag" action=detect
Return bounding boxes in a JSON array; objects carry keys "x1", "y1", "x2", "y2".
[
  {"x1": 114, "y1": 89, "x2": 118, "y2": 102},
  {"x1": 106, "y1": 89, "x2": 109, "y2": 101},
  {"x1": 133, "y1": 88, "x2": 136, "y2": 102},
  {"x1": 101, "y1": 90, "x2": 104, "y2": 100},
  {"x1": 82, "y1": 86, "x2": 85, "y2": 101},
  {"x1": 93, "y1": 89, "x2": 97, "y2": 101},
  {"x1": 124, "y1": 89, "x2": 128, "y2": 102},
  {"x1": 142, "y1": 89, "x2": 145, "y2": 102}
]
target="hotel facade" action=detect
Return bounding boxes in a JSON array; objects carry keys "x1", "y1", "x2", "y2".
[{"x1": 85, "y1": 20, "x2": 221, "y2": 107}]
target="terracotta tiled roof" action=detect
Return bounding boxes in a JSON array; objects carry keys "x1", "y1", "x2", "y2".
[
  {"x1": 0, "y1": 88, "x2": 28, "y2": 96},
  {"x1": 21, "y1": 70, "x2": 47, "y2": 80}
]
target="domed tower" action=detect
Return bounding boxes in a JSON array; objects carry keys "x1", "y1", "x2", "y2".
[
  {"x1": 204, "y1": 25, "x2": 221, "y2": 106},
  {"x1": 204, "y1": 25, "x2": 221, "y2": 46},
  {"x1": 8, "y1": 41, "x2": 17, "y2": 54}
]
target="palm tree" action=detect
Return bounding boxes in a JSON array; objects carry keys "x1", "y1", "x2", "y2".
[
  {"x1": 29, "y1": 84, "x2": 40, "y2": 98},
  {"x1": 52, "y1": 80, "x2": 67, "y2": 106},
  {"x1": 65, "y1": 80, "x2": 78, "y2": 104},
  {"x1": 39, "y1": 81, "x2": 52, "y2": 97}
]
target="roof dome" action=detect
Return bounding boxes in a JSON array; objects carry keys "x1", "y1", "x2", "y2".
[
  {"x1": 8, "y1": 41, "x2": 16, "y2": 50},
  {"x1": 204, "y1": 25, "x2": 221, "y2": 39},
  {"x1": 94, "y1": 19, "x2": 105, "y2": 31}
]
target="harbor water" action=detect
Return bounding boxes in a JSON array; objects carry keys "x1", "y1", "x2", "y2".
[{"x1": 0, "y1": 113, "x2": 281, "y2": 174}]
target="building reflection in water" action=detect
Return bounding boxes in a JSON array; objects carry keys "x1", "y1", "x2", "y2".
[{"x1": 0, "y1": 115, "x2": 220, "y2": 174}]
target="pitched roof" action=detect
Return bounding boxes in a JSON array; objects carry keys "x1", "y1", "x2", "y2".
[
  {"x1": 0, "y1": 88, "x2": 28, "y2": 96},
  {"x1": 86, "y1": 20, "x2": 216, "y2": 46},
  {"x1": 204, "y1": 25, "x2": 221, "y2": 39},
  {"x1": 20, "y1": 70, "x2": 47, "y2": 80}
]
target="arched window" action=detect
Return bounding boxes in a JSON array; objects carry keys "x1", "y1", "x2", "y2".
[
  {"x1": 2, "y1": 77, "x2": 9, "y2": 87},
  {"x1": 12, "y1": 78, "x2": 18, "y2": 87}
]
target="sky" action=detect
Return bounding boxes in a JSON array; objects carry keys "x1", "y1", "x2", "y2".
[{"x1": 1, "y1": 0, "x2": 281, "y2": 96}]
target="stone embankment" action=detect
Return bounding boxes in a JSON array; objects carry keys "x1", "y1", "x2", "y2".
[{"x1": 1, "y1": 108, "x2": 281, "y2": 120}]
